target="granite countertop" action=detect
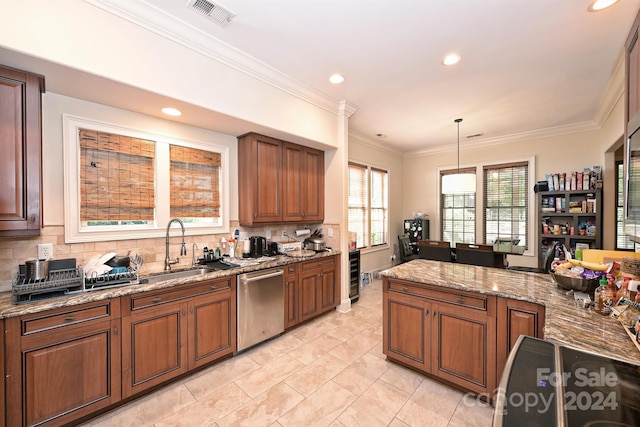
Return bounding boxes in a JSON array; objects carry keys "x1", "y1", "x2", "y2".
[
  {"x1": 0, "y1": 251, "x2": 339, "y2": 319},
  {"x1": 381, "y1": 259, "x2": 640, "y2": 366}
]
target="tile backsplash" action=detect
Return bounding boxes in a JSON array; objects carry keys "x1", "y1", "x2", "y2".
[{"x1": 0, "y1": 223, "x2": 341, "y2": 292}]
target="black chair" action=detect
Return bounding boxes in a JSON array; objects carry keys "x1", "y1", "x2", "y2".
[
  {"x1": 418, "y1": 240, "x2": 453, "y2": 262},
  {"x1": 398, "y1": 235, "x2": 419, "y2": 263},
  {"x1": 456, "y1": 243, "x2": 506, "y2": 268}
]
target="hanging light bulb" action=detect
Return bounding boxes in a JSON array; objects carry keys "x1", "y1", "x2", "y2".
[{"x1": 441, "y1": 118, "x2": 476, "y2": 194}]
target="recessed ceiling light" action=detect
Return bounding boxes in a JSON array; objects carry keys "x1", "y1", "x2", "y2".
[
  {"x1": 376, "y1": 133, "x2": 387, "y2": 138},
  {"x1": 162, "y1": 107, "x2": 182, "y2": 116},
  {"x1": 588, "y1": 0, "x2": 619, "y2": 11},
  {"x1": 329, "y1": 73, "x2": 345, "y2": 84},
  {"x1": 442, "y1": 53, "x2": 461, "y2": 66}
]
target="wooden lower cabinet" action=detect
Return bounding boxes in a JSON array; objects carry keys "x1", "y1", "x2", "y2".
[
  {"x1": 496, "y1": 297, "x2": 545, "y2": 381},
  {"x1": 121, "y1": 276, "x2": 235, "y2": 398},
  {"x1": 4, "y1": 300, "x2": 121, "y2": 427},
  {"x1": 299, "y1": 255, "x2": 339, "y2": 323},
  {"x1": 284, "y1": 263, "x2": 299, "y2": 329},
  {"x1": 383, "y1": 277, "x2": 497, "y2": 395},
  {"x1": 1, "y1": 319, "x2": 4, "y2": 427}
]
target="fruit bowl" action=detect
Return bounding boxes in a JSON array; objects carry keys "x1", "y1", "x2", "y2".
[{"x1": 550, "y1": 272, "x2": 599, "y2": 294}]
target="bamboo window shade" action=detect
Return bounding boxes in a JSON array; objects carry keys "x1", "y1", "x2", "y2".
[
  {"x1": 79, "y1": 129, "x2": 155, "y2": 222},
  {"x1": 170, "y1": 145, "x2": 221, "y2": 218}
]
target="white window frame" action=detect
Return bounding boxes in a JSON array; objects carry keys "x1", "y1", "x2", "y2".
[
  {"x1": 348, "y1": 161, "x2": 389, "y2": 251},
  {"x1": 63, "y1": 114, "x2": 230, "y2": 243}
]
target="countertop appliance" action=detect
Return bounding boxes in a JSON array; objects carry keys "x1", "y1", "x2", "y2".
[
  {"x1": 249, "y1": 236, "x2": 267, "y2": 258},
  {"x1": 236, "y1": 267, "x2": 284, "y2": 352},
  {"x1": 493, "y1": 335, "x2": 640, "y2": 426}
]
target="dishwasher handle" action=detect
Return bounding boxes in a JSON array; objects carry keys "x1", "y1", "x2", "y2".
[{"x1": 240, "y1": 269, "x2": 284, "y2": 283}]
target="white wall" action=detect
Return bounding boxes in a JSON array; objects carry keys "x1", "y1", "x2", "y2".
[
  {"x1": 348, "y1": 135, "x2": 404, "y2": 273},
  {"x1": 41, "y1": 93, "x2": 239, "y2": 226},
  {"x1": 401, "y1": 94, "x2": 625, "y2": 268}
]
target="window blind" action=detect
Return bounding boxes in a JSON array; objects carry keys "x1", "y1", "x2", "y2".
[
  {"x1": 483, "y1": 161, "x2": 528, "y2": 247},
  {"x1": 440, "y1": 168, "x2": 476, "y2": 245},
  {"x1": 370, "y1": 167, "x2": 388, "y2": 246},
  {"x1": 79, "y1": 129, "x2": 155, "y2": 222},
  {"x1": 170, "y1": 145, "x2": 221, "y2": 218},
  {"x1": 348, "y1": 163, "x2": 368, "y2": 248}
]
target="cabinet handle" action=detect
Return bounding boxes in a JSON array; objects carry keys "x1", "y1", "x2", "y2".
[
  {"x1": 425, "y1": 308, "x2": 429, "y2": 315},
  {"x1": 402, "y1": 287, "x2": 408, "y2": 292},
  {"x1": 211, "y1": 285, "x2": 217, "y2": 290},
  {"x1": 64, "y1": 316, "x2": 75, "y2": 322},
  {"x1": 113, "y1": 327, "x2": 118, "y2": 335},
  {"x1": 182, "y1": 309, "x2": 187, "y2": 316},
  {"x1": 29, "y1": 214, "x2": 37, "y2": 223},
  {"x1": 152, "y1": 297, "x2": 162, "y2": 303},
  {"x1": 433, "y1": 311, "x2": 437, "y2": 317},
  {"x1": 190, "y1": 307, "x2": 194, "y2": 314},
  {"x1": 457, "y1": 297, "x2": 465, "y2": 304}
]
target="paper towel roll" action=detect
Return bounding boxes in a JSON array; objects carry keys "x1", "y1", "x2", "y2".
[{"x1": 295, "y1": 229, "x2": 311, "y2": 237}]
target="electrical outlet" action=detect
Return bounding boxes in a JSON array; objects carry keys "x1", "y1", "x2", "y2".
[
  {"x1": 265, "y1": 229, "x2": 272, "y2": 239},
  {"x1": 37, "y1": 243, "x2": 53, "y2": 260},
  {"x1": 391, "y1": 255, "x2": 396, "y2": 261},
  {"x1": 282, "y1": 229, "x2": 287, "y2": 237},
  {"x1": 327, "y1": 227, "x2": 334, "y2": 237}
]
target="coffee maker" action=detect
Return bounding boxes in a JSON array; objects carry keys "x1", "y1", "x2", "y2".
[{"x1": 249, "y1": 236, "x2": 266, "y2": 258}]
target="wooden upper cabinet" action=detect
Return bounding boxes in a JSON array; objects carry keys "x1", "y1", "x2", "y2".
[
  {"x1": 0, "y1": 65, "x2": 45, "y2": 237},
  {"x1": 238, "y1": 133, "x2": 324, "y2": 226}
]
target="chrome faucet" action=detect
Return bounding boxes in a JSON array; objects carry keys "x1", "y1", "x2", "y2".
[
  {"x1": 165, "y1": 218, "x2": 187, "y2": 271},
  {"x1": 192, "y1": 242, "x2": 199, "y2": 267}
]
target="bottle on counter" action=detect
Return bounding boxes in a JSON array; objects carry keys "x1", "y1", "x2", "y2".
[
  {"x1": 616, "y1": 280, "x2": 631, "y2": 304},
  {"x1": 595, "y1": 276, "x2": 614, "y2": 315},
  {"x1": 214, "y1": 244, "x2": 221, "y2": 259},
  {"x1": 228, "y1": 238, "x2": 236, "y2": 259}
]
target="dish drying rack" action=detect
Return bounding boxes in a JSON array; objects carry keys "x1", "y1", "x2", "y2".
[{"x1": 12, "y1": 267, "x2": 139, "y2": 305}]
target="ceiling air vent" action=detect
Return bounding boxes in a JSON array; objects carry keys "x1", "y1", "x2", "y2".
[{"x1": 187, "y1": 0, "x2": 235, "y2": 27}]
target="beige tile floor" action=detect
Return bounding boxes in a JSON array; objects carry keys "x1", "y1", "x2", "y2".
[{"x1": 83, "y1": 279, "x2": 494, "y2": 427}]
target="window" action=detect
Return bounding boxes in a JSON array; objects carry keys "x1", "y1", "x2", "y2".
[
  {"x1": 348, "y1": 162, "x2": 388, "y2": 249},
  {"x1": 616, "y1": 161, "x2": 637, "y2": 250},
  {"x1": 64, "y1": 115, "x2": 229, "y2": 243},
  {"x1": 484, "y1": 162, "x2": 528, "y2": 248},
  {"x1": 440, "y1": 169, "x2": 476, "y2": 245}
]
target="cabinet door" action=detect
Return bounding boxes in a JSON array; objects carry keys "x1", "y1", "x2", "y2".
[
  {"x1": 0, "y1": 66, "x2": 43, "y2": 237},
  {"x1": 5, "y1": 317, "x2": 121, "y2": 427},
  {"x1": 383, "y1": 291, "x2": 432, "y2": 372},
  {"x1": 299, "y1": 269, "x2": 321, "y2": 322},
  {"x1": 0, "y1": 320, "x2": 5, "y2": 427},
  {"x1": 282, "y1": 143, "x2": 305, "y2": 221},
  {"x1": 122, "y1": 302, "x2": 188, "y2": 398},
  {"x1": 432, "y1": 302, "x2": 496, "y2": 395},
  {"x1": 238, "y1": 133, "x2": 282, "y2": 225},
  {"x1": 188, "y1": 288, "x2": 235, "y2": 369},
  {"x1": 284, "y1": 264, "x2": 299, "y2": 329},
  {"x1": 496, "y1": 298, "x2": 545, "y2": 380},
  {"x1": 320, "y1": 265, "x2": 337, "y2": 311},
  {"x1": 302, "y1": 148, "x2": 324, "y2": 222}
]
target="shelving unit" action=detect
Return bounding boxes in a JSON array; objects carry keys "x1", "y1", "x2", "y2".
[
  {"x1": 349, "y1": 250, "x2": 360, "y2": 303},
  {"x1": 537, "y1": 189, "x2": 602, "y2": 268}
]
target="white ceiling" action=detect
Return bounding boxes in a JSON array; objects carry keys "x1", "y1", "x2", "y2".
[{"x1": 4, "y1": 0, "x2": 640, "y2": 153}]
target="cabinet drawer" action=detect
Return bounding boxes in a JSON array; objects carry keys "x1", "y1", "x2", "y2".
[
  {"x1": 128, "y1": 277, "x2": 231, "y2": 311},
  {"x1": 301, "y1": 256, "x2": 335, "y2": 272},
  {"x1": 20, "y1": 300, "x2": 115, "y2": 336},
  {"x1": 388, "y1": 280, "x2": 491, "y2": 312},
  {"x1": 284, "y1": 263, "x2": 298, "y2": 276}
]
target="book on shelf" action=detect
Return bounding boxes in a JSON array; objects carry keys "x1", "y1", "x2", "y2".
[{"x1": 577, "y1": 172, "x2": 583, "y2": 190}]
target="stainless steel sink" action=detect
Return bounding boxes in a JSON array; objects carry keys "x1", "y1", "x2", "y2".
[{"x1": 143, "y1": 267, "x2": 213, "y2": 284}]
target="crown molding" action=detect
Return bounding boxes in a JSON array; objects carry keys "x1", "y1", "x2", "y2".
[
  {"x1": 405, "y1": 120, "x2": 601, "y2": 158},
  {"x1": 348, "y1": 130, "x2": 404, "y2": 158},
  {"x1": 84, "y1": 0, "x2": 342, "y2": 115},
  {"x1": 593, "y1": 53, "x2": 625, "y2": 127}
]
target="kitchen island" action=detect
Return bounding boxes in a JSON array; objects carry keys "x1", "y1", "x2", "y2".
[{"x1": 381, "y1": 259, "x2": 640, "y2": 396}]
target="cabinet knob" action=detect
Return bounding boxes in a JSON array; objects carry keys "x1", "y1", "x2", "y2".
[
  {"x1": 433, "y1": 311, "x2": 437, "y2": 317},
  {"x1": 424, "y1": 308, "x2": 429, "y2": 315},
  {"x1": 64, "y1": 316, "x2": 75, "y2": 322},
  {"x1": 457, "y1": 297, "x2": 465, "y2": 304},
  {"x1": 211, "y1": 285, "x2": 217, "y2": 290},
  {"x1": 113, "y1": 327, "x2": 118, "y2": 335},
  {"x1": 402, "y1": 287, "x2": 408, "y2": 292},
  {"x1": 152, "y1": 297, "x2": 162, "y2": 303},
  {"x1": 182, "y1": 309, "x2": 187, "y2": 316},
  {"x1": 190, "y1": 307, "x2": 194, "y2": 314},
  {"x1": 29, "y1": 214, "x2": 37, "y2": 223}
]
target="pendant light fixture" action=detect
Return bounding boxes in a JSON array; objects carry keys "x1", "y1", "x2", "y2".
[{"x1": 441, "y1": 118, "x2": 476, "y2": 194}]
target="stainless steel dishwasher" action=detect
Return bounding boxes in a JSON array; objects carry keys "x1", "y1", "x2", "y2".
[{"x1": 237, "y1": 267, "x2": 285, "y2": 352}]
